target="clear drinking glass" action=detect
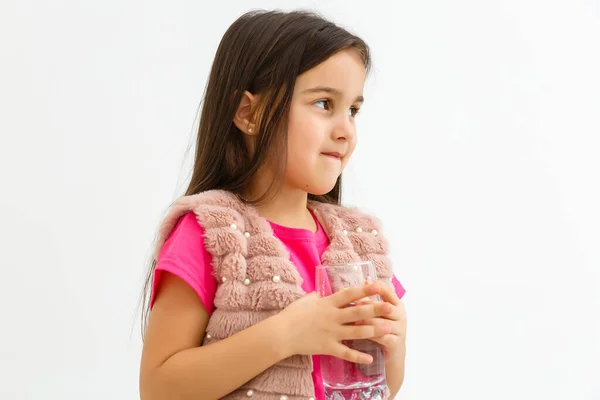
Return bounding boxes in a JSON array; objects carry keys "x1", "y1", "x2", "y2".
[{"x1": 316, "y1": 261, "x2": 387, "y2": 400}]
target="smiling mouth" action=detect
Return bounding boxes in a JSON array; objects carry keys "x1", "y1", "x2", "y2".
[{"x1": 322, "y1": 152, "x2": 343, "y2": 160}]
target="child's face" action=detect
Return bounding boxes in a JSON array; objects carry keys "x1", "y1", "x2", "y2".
[{"x1": 285, "y1": 49, "x2": 367, "y2": 195}]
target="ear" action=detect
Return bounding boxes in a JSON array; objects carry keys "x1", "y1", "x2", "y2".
[{"x1": 233, "y1": 91, "x2": 258, "y2": 136}]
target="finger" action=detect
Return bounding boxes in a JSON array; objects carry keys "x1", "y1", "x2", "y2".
[
  {"x1": 328, "y1": 283, "x2": 381, "y2": 308},
  {"x1": 365, "y1": 303, "x2": 404, "y2": 323},
  {"x1": 355, "y1": 317, "x2": 403, "y2": 336},
  {"x1": 354, "y1": 297, "x2": 373, "y2": 306},
  {"x1": 353, "y1": 317, "x2": 375, "y2": 326},
  {"x1": 378, "y1": 284, "x2": 402, "y2": 306},
  {"x1": 338, "y1": 302, "x2": 394, "y2": 324},
  {"x1": 351, "y1": 299, "x2": 403, "y2": 324},
  {"x1": 386, "y1": 304, "x2": 406, "y2": 323},
  {"x1": 369, "y1": 334, "x2": 400, "y2": 349},
  {"x1": 330, "y1": 342, "x2": 374, "y2": 365},
  {"x1": 354, "y1": 316, "x2": 387, "y2": 327},
  {"x1": 339, "y1": 321, "x2": 391, "y2": 340}
]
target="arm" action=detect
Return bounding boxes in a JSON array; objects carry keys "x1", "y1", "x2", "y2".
[
  {"x1": 374, "y1": 282, "x2": 407, "y2": 398},
  {"x1": 140, "y1": 273, "x2": 394, "y2": 400},
  {"x1": 139, "y1": 272, "x2": 291, "y2": 400},
  {"x1": 387, "y1": 276, "x2": 407, "y2": 397},
  {"x1": 385, "y1": 342, "x2": 406, "y2": 398}
]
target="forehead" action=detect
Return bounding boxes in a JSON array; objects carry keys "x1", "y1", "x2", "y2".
[{"x1": 294, "y1": 50, "x2": 367, "y2": 97}]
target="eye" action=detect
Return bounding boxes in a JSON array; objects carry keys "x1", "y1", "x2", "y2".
[
  {"x1": 314, "y1": 99, "x2": 332, "y2": 111},
  {"x1": 349, "y1": 106, "x2": 361, "y2": 118},
  {"x1": 314, "y1": 99, "x2": 361, "y2": 117}
]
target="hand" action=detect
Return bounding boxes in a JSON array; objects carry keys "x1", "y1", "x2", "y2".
[
  {"x1": 355, "y1": 284, "x2": 407, "y2": 361},
  {"x1": 276, "y1": 283, "x2": 396, "y2": 364}
]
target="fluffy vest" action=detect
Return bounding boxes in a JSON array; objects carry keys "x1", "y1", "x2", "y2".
[{"x1": 153, "y1": 190, "x2": 394, "y2": 399}]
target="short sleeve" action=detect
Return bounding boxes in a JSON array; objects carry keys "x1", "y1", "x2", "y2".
[
  {"x1": 150, "y1": 212, "x2": 217, "y2": 314},
  {"x1": 392, "y1": 275, "x2": 406, "y2": 299}
]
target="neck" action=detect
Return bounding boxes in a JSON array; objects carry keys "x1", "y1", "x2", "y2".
[{"x1": 244, "y1": 185, "x2": 316, "y2": 232}]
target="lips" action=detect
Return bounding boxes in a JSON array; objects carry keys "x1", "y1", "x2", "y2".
[{"x1": 322, "y1": 152, "x2": 343, "y2": 160}]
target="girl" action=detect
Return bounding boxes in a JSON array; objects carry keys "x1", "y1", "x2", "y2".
[{"x1": 140, "y1": 9, "x2": 407, "y2": 400}]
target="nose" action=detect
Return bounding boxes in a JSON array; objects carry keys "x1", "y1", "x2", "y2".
[{"x1": 332, "y1": 114, "x2": 355, "y2": 142}]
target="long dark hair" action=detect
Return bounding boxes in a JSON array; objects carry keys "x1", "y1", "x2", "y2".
[{"x1": 141, "y1": 9, "x2": 371, "y2": 335}]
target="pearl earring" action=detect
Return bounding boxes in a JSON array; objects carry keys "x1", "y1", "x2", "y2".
[{"x1": 248, "y1": 128, "x2": 253, "y2": 133}]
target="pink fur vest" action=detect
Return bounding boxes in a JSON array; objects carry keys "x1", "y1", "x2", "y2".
[{"x1": 153, "y1": 190, "x2": 394, "y2": 399}]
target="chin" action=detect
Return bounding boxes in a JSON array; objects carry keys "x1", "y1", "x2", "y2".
[{"x1": 306, "y1": 180, "x2": 338, "y2": 196}]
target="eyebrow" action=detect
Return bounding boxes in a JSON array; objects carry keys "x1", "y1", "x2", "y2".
[{"x1": 301, "y1": 86, "x2": 364, "y2": 103}]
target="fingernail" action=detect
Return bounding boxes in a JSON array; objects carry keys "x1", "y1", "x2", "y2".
[{"x1": 361, "y1": 354, "x2": 373, "y2": 364}]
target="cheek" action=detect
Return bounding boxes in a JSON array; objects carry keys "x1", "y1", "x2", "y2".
[
  {"x1": 348, "y1": 136, "x2": 357, "y2": 154},
  {"x1": 341, "y1": 137, "x2": 357, "y2": 168},
  {"x1": 285, "y1": 119, "x2": 312, "y2": 174},
  {"x1": 287, "y1": 110, "x2": 323, "y2": 155}
]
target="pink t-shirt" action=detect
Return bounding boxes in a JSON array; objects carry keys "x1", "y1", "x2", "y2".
[{"x1": 151, "y1": 211, "x2": 406, "y2": 400}]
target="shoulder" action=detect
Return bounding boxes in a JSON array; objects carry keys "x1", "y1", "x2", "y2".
[
  {"x1": 157, "y1": 211, "x2": 205, "y2": 258},
  {"x1": 173, "y1": 212, "x2": 205, "y2": 236},
  {"x1": 153, "y1": 190, "x2": 243, "y2": 260}
]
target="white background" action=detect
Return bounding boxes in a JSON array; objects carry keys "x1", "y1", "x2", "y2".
[{"x1": 1, "y1": 0, "x2": 599, "y2": 399}]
